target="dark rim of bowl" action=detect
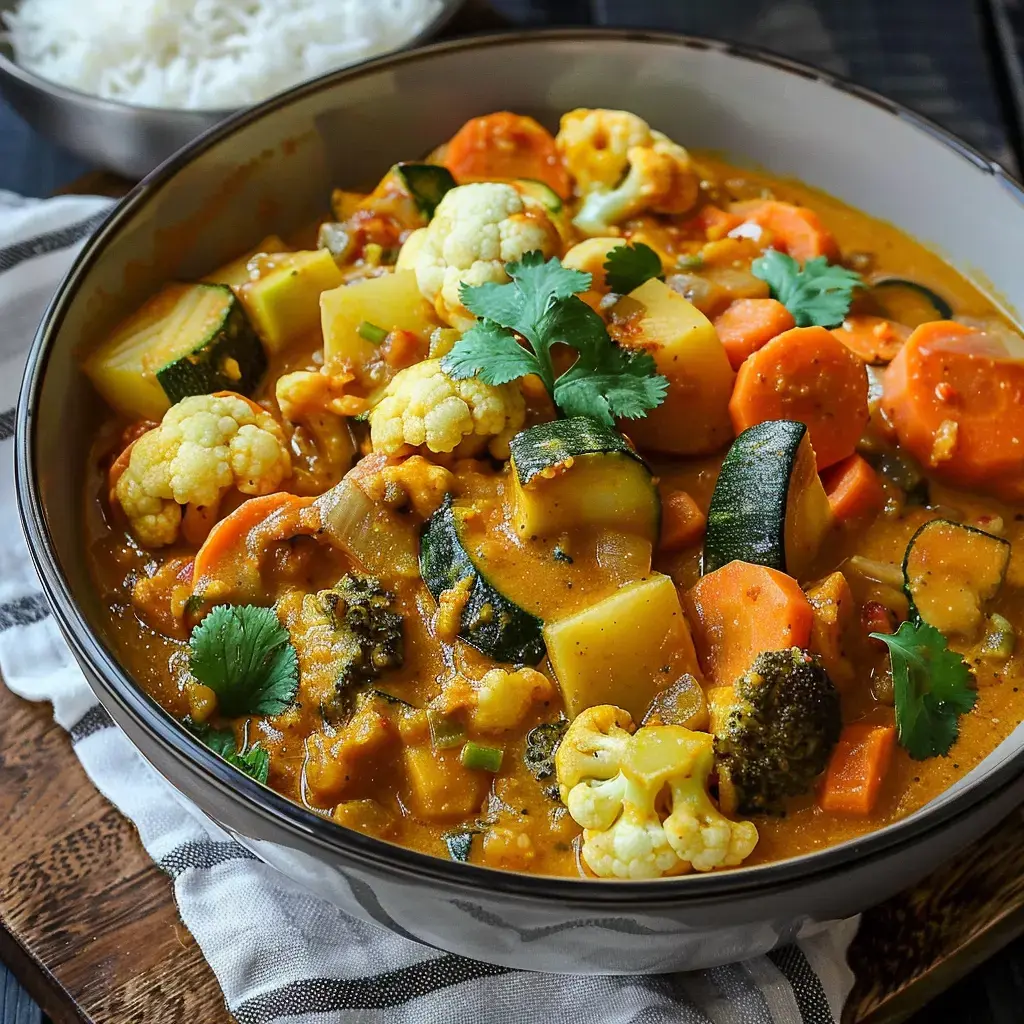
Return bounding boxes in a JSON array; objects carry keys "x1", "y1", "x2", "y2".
[
  {"x1": 0, "y1": 0, "x2": 464, "y2": 116},
  {"x1": 16, "y1": 27, "x2": 1024, "y2": 908}
]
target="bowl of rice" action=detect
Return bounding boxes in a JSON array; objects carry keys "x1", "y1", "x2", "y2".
[{"x1": 0, "y1": 0, "x2": 463, "y2": 178}]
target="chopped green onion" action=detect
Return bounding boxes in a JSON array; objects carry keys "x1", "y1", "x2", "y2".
[
  {"x1": 460, "y1": 741, "x2": 503, "y2": 773},
  {"x1": 427, "y1": 708, "x2": 466, "y2": 750},
  {"x1": 981, "y1": 614, "x2": 1016, "y2": 660},
  {"x1": 357, "y1": 320, "x2": 389, "y2": 345},
  {"x1": 676, "y1": 252, "x2": 704, "y2": 270}
]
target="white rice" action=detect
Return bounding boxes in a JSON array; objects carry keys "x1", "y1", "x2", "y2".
[{"x1": 2, "y1": 0, "x2": 444, "y2": 110}]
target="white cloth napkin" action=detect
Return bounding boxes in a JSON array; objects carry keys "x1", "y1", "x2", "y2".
[{"x1": 0, "y1": 192, "x2": 859, "y2": 1023}]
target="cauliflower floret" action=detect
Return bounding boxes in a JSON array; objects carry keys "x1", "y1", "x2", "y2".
[
  {"x1": 408, "y1": 182, "x2": 561, "y2": 328},
  {"x1": 474, "y1": 667, "x2": 555, "y2": 732},
  {"x1": 557, "y1": 108, "x2": 700, "y2": 236},
  {"x1": 369, "y1": 358, "x2": 525, "y2": 459},
  {"x1": 115, "y1": 393, "x2": 291, "y2": 547},
  {"x1": 555, "y1": 705, "x2": 758, "y2": 880}
]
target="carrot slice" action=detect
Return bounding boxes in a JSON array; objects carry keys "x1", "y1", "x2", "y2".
[
  {"x1": 729, "y1": 325, "x2": 869, "y2": 470},
  {"x1": 831, "y1": 315, "x2": 911, "y2": 365},
  {"x1": 444, "y1": 112, "x2": 570, "y2": 199},
  {"x1": 732, "y1": 200, "x2": 839, "y2": 263},
  {"x1": 819, "y1": 723, "x2": 896, "y2": 815},
  {"x1": 714, "y1": 298, "x2": 796, "y2": 370},
  {"x1": 659, "y1": 490, "x2": 707, "y2": 552},
  {"x1": 820, "y1": 454, "x2": 886, "y2": 524},
  {"x1": 689, "y1": 205, "x2": 744, "y2": 241},
  {"x1": 193, "y1": 492, "x2": 317, "y2": 601},
  {"x1": 684, "y1": 560, "x2": 815, "y2": 685},
  {"x1": 882, "y1": 320, "x2": 1024, "y2": 502}
]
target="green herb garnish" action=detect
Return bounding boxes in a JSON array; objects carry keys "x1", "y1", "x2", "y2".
[
  {"x1": 189, "y1": 605, "x2": 299, "y2": 718},
  {"x1": 871, "y1": 619, "x2": 976, "y2": 760},
  {"x1": 603, "y1": 242, "x2": 662, "y2": 294},
  {"x1": 186, "y1": 721, "x2": 271, "y2": 784},
  {"x1": 752, "y1": 249, "x2": 863, "y2": 328},
  {"x1": 441, "y1": 251, "x2": 667, "y2": 426}
]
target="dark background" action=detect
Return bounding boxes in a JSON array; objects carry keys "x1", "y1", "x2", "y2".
[{"x1": 2, "y1": 0, "x2": 1024, "y2": 1021}]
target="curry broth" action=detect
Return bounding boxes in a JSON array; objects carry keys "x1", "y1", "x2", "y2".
[{"x1": 85, "y1": 138, "x2": 1024, "y2": 878}]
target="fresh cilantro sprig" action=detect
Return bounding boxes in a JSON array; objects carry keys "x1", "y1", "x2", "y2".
[
  {"x1": 603, "y1": 241, "x2": 662, "y2": 294},
  {"x1": 186, "y1": 721, "x2": 271, "y2": 784},
  {"x1": 871, "y1": 619, "x2": 976, "y2": 760},
  {"x1": 752, "y1": 249, "x2": 863, "y2": 328},
  {"x1": 441, "y1": 251, "x2": 667, "y2": 426},
  {"x1": 189, "y1": 605, "x2": 299, "y2": 718}
]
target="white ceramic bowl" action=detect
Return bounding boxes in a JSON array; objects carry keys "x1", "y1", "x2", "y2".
[{"x1": 17, "y1": 30, "x2": 1024, "y2": 974}]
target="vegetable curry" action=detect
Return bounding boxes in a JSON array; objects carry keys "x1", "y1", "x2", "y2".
[{"x1": 83, "y1": 109, "x2": 1024, "y2": 880}]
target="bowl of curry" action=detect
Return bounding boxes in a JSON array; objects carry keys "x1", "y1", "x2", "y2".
[{"x1": 18, "y1": 30, "x2": 1024, "y2": 973}]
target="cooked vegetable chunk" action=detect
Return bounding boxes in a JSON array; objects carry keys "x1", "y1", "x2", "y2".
[
  {"x1": 704, "y1": 420, "x2": 834, "y2": 581},
  {"x1": 84, "y1": 283, "x2": 266, "y2": 420},
  {"x1": 239, "y1": 249, "x2": 344, "y2": 352},
  {"x1": 819, "y1": 723, "x2": 896, "y2": 815},
  {"x1": 544, "y1": 573, "x2": 702, "y2": 721},
  {"x1": 882, "y1": 320, "x2": 1024, "y2": 502},
  {"x1": 685, "y1": 560, "x2": 815, "y2": 685},
  {"x1": 729, "y1": 325, "x2": 869, "y2": 470},
  {"x1": 321, "y1": 270, "x2": 437, "y2": 373},
  {"x1": 420, "y1": 496, "x2": 545, "y2": 665},
  {"x1": 114, "y1": 393, "x2": 291, "y2": 548},
  {"x1": 508, "y1": 418, "x2": 659, "y2": 541},
  {"x1": 805, "y1": 571, "x2": 856, "y2": 690},
  {"x1": 203, "y1": 235, "x2": 290, "y2": 288},
  {"x1": 611, "y1": 278, "x2": 735, "y2": 455},
  {"x1": 711, "y1": 648, "x2": 842, "y2": 815},
  {"x1": 903, "y1": 519, "x2": 1010, "y2": 638},
  {"x1": 821, "y1": 454, "x2": 886, "y2": 524},
  {"x1": 555, "y1": 705, "x2": 758, "y2": 878}
]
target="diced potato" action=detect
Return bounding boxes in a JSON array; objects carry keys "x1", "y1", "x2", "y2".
[
  {"x1": 202, "y1": 235, "x2": 290, "y2": 288},
  {"x1": 404, "y1": 745, "x2": 490, "y2": 821},
  {"x1": 615, "y1": 278, "x2": 735, "y2": 455},
  {"x1": 321, "y1": 270, "x2": 437, "y2": 372},
  {"x1": 239, "y1": 249, "x2": 344, "y2": 352},
  {"x1": 544, "y1": 573, "x2": 703, "y2": 721},
  {"x1": 805, "y1": 571, "x2": 856, "y2": 690}
]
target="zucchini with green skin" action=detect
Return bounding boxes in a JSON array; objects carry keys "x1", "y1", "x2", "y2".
[
  {"x1": 514, "y1": 178, "x2": 563, "y2": 214},
  {"x1": 84, "y1": 282, "x2": 266, "y2": 420},
  {"x1": 903, "y1": 518, "x2": 1010, "y2": 637},
  {"x1": 508, "y1": 418, "x2": 660, "y2": 540},
  {"x1": 420, "y1": 495, "x2": 545, "y2": 664},
  {"x1": 704, "y1": 420, "x2": 834, "y2": 582},
  {"x1": 871, "y1": 278, "x2": 952, "y2": 327},
  {"x1": 396, "y1": 163, "x2": 457, "y2": 218}
]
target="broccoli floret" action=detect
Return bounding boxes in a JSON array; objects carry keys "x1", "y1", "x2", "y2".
[
  {"x1": 318, "y1": 573, "x2": 404, "y2": 716},
  {"x1": 713, "y1": 648, "x2": 841, "y2": 817},
  {"x1": 523, "y1": 720, "x2": 568, "y2": 791}
]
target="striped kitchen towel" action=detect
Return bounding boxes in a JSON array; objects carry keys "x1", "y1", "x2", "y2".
[{"x1": 0, "y1": 191, "x2": 859, "y2": 1023}]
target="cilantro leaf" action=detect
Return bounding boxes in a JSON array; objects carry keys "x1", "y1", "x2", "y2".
[
  {"x1": 439, "y1": 319, "x2": 538, "y2": 386},
  {"x1": 185, "y1": 721, "x2": 271, "y2": 784},
  {"x1": 871, "y1": 619, "x2": 976, "y2": 760},
  {"x1": 603, "y1": 242, "x2": 662, "y2": 294},
  {"x1": 189, "y1": 605, "x2": 299, "y2": 718},
  {"x1": 752, "y1": 249, "x2": 863, "y2": 328},
  {"x1": 443, "y1": 251, "x2": 666, "y2": 423}
]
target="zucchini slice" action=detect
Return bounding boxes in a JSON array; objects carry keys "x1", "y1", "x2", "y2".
[
  {"x1": 871, "y1": 279, "x2": 952, "y2": 327},
  {"x1": 395, "y1": 163, "x2": 457, "y2": 218},
  {"x1": 420, "y1": 495, "x2": 545, "y2": 665},
  {"x1": 508, "y1": 418, "x2": 659, "y2": 541},
  {"x1": 514, "y1": 178, "x2": 563, "y2": 214},
  {"x1": 239, "y1": 249, "x2": 345, "y2": 353},
  {"x1": 84, "y1": 283, "x2": 266, "y2": 420},
  {"x1": 903, "y1": 518, "x2": 1010, "y2": 637},
  {"x1": 704, "y1": 420, "x2": 834, "y2": 582}
]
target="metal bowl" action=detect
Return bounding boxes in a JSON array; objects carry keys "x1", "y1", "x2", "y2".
[
  {"x1": 0, "y1": 0, "x2": 465, "y2": 178},
  {"x1": 16, "y1": 29, "x2": 1024, "y2": 974}
]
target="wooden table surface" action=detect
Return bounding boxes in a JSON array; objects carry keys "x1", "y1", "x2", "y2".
[{"x1": 4, "y1": 2, "x2": 1024, "y2": 1023}]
